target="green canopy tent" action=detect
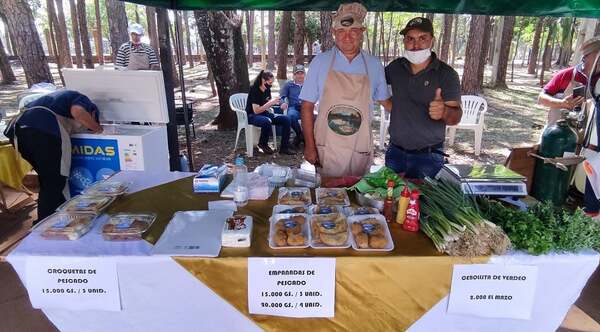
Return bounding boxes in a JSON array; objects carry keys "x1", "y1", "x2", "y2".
[{"x1": 118, "y1": 0, "x2": 600, "y2": 172}]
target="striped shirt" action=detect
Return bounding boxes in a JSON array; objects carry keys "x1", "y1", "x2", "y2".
[{"x1": 115, "y1": 42, "x2": 159, "y2": 68}]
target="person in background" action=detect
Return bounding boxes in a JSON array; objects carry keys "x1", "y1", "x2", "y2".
[
  {"x1": 246, "y1": 70, "x2": 296, "y2": 155},
  {"x1": 115, "y1": 23, "x2": 160, "y2": 70},
  {"x1": 5, "y1": 90, "x2": 102, "y2": 222},
  {"x1": 384, "y1": 17, "x2": 462, "y2": 179},
  {"x1": 280, "y1": 64, "x2": 306, "y2": 148},
  {"x1": 300, "y1": 2, "x2": 392, "y2": 178},
  {"x1": 538, "y1": 37, "x2": 600, "y2": 126}
]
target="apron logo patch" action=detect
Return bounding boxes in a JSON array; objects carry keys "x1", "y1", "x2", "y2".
[
  {"x1": 327, "y1": 105, "x2": 362, "y2": 136},
  {"x1": 424, "y1": 80, "x2": 430, "y2": 87}
]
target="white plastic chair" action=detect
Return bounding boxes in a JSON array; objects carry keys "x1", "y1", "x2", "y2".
[
  {"x1": 229, "y1": 93, "x2": 277, "y2": 157},
  {"x1": 447, "y1": 95, "x2": 488, "y2": 156},
  {"x1": 378, "y1": 104, "x2": 390, "y2": 150}
]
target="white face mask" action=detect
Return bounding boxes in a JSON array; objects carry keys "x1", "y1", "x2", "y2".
[{"x1": 404, "y1": 48, "x2": 431, "y2": 64}]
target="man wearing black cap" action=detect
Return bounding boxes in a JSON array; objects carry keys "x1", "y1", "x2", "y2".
[
  {"x1": 280, "y1": 64, "x2": 306, "y2": 147},
  {"x1": 384, "y1": 17, "x2": 462, "y2": 179}
]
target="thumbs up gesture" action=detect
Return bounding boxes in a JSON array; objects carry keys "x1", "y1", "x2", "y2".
[{"x1": 429, "y1": 88, "x2": 445, "y2": 120}]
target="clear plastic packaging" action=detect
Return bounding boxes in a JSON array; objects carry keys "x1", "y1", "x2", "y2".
[
  {"x1": 83, "y1": 180, "x2": 129, "y2": 196},
  {"x1": 291, "y1": 168, "x2": 321, "y2": 188},
  {"x1": 268, "y1": 213, "x2": 310, "y2": 249},
  {"x1": 272, "y1": 205, "x2": 308, "y2": 215},
  {"x1": 309, "y1": 213, "x2": 351, "y2": 249},
  {"x1": 101, "y1": 213, "x2": 156, "y2": 241},
  {"x1": 344, "y1": 206, "x2": 380, "y2": 216},
  {"x1": 309, "y1": 204, "x2": 342, "y2": 215},
  {"x1": 57, "y1": 195, "x2": 115, "y2": 214},
  {"x1": 38, "y1": 212, "x2": 96, "y2": 240},
  {"x1": 277, "y1": 187, "x2": 312, "y2": 206},
  {"x1": 256, "y1": 164, "x2": 291, "y2": 187},
  {"x1": 222, "y1": 215, "x2": 253, "y2": 247},
  {"x1": 315, "y1": 188, "x2": 350, "y2": 206},
  {"x1": 348, "y1": 215, "x2": 394, "y2": 252}
]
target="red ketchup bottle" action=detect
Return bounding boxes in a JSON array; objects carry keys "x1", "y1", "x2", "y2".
[
  {"x1": 403, "y1": 189, "x2": 420, "y2": 232},
  {"x1": 383, "y1": 179, "x2": 395, "y2": 223}
]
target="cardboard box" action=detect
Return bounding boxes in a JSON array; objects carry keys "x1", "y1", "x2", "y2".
[{"x1": 193, "y1": 164, "x2": 227, "y2": 193}]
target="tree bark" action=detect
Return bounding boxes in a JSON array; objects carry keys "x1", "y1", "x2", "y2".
[
  {"x1": 105, "y1": 0, "x2": 129, "y2": 63},
  {"x1": 93, "y1": 0, "x2": 103, "y2": 64},
  {"x1": 156, "y1": 7, "x2": 180, "y2": 171},
  {"x1": 451, "y1": 15, "x2": 458, "y2": 66},
  {"x1": 0, "y1": 33, "x2": 16, "y2": 84},
  {"x1": 320, "y1": 11, "x2": 334, "y2": 52},
  {"x1": 528, "y1": 17, "x2": 544, "y2": 75},
  {"x1": 371, "y1": 12, "x2": 378, "y2": 56},
  {"x1": 183, "y1": 11, "x2": 194, "y2": 68},
  {"x1": 68, "y1": 0, "x2": 83, "y2": 68},
  {"x1": 379, "y1": 13, "x2": 384, "y2": 57},
  {"x1": 194, "y1": 10, "x2": 247, "y2": 130},
  {"x1": 246, "y1": 11, "x2": 254, "y2": 66},
  {"x1": 293, "y1": 11, "x2": 305, "y2": 65},
  {"x1": 53, "y1": 0, "x2": 73, "y2": 68},
  {"x1": 461, "y1": 15, "x2": 486, "y2": 95},
  {"x1": 276, "y1": 11, "x2": 291, "y2": 80},
  {"x1": 77, "y1": 0, "x2": 93, "y2": 68},
  {"x1": 146, "y1": 6, "x2": 159, "y2": 52},
  {"x1": 134, "y1": 5, "x2": 140, "y2": 24},
  {"x1": 426, "y1": 13, "x2": 434, "y2": 23},
  {"x1": 439, "y1": 14, "x2": 453, "y2": 63},
  {"x1": 477, "y1": 16, "x2": 492, "y2": 89},
  {"x1": 490, "y1": 16, "x2": 515, "y2": 88},
  {"x1": 174, "y1": 12, "x2": 186, "y2": 66},
  {"x1": 385, "y1": 13, "x2": 393, "y2": 64},
  {"x1": 0, "y1": 0, "x2": 53, "y2": 86},
  {"x1": 44, "y1": 28, "x2": 54, "y2": 57},
  {"x1": 540, "y1": 21, "x2": 557, "y2": 86},
  {"x1": 266, "y1": 11, "x2": 276, "y2": 70},
  {"x1": 511, "y1": 20, "x2": 523, "y2": 82},
  {"x1": 260, "y1": 11, "x2": 265, "y2": 68}
]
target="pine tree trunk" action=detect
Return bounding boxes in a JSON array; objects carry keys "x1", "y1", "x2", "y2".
[
  {"x1": 487, "y1": 17, "x2": 498, "y2": 66},
  {"x1": 378, "y1": 13, "x2": 384, "y2": 57},
  {"x1": 320, "y1": 11, "x2": 334, "y2": 52},
  {"x1": 246, "y1": 11, "x2": 254, "y2": 66},
  {"x1": 44, "y1": 28, "x2": 54, "y2": 57},
  {"x1": 0, "y1": 0, "x2": 53, "y2": 86},
  {"x1": 477, "y1": 16, "x2": 492, "y2": 89},
  {"x1": 451, "y1": 15, "x2": 459, "y2": 66},
  {"x1": 77, "y1": 0, "x2": 93, "y2": 68},
  {"x1": 293, "y1": 11, "x2": 305, "y2": 65},
  {"x1": 439, "y1": 14, "x2": 453, "y2": 63},
  {"x1": 47, "y1": 1, "x2": 62, "y2": 68},
  {"x1": 53, "y1": 0, "x2": 73, "y2": 68},
  {"x1": 183, "y1": 11, "x2": 194, "y2": 68},
  {"x1": 260, "y1": 11, "x2": 266, "y2": 68},
  {"x1": 68, "y1": 0, "x2": 83, "y2": 68},
  {"x1": 528, "y1": 17, "x2": 544, "y2": 75},
  {"x1": 0, "y1": 34, "x2": 16, "y2": 84},
  {"x1": 93, "y1": 0, "x2": 103, "y2": 64},
  {"x1": 276, "y1": 11, "x2": 291, "y2": 80},
  {"x1": 266, "y1": 11, "x2": 276, "y2": 70},
  {"x1": 511, "y1": 21, "x2": 523, "y2": 82},
  {"x1": 232, "y1": 14, "x2": 250, "y2": 92},
  {"x1": 385, "y1": 13, "x2": 393, "y2": 64},
  {"x1": 371, "y1": 12, "x2": 378, "y2": 56},
  {"x1": 105, "y1": 0, "x2": 129, "y2": 63},
  {"x1": 174, "y1": 12, "x2": 186, "y2": 66},
  {"x1": 134, "y1": 5, "x2": 140, "y2": 24},
  {"x1": 146, "y1": 6, "x2": 159, "y2": 52},
  {"x1": 540, "y1": 22, "x2": 556, "y2": 86},
  {"x1": 461, "y1": 15, "x2": 486, "y2": 95},
  {"x1": 490, "y1": 16, "x2": 515, "y2": 89},
  {"x1": 426, "y1": 13, "x2": 434, "y2": 23},
  {"x1": 194, "y1": 10, "x2": 246, "y2": 130}
]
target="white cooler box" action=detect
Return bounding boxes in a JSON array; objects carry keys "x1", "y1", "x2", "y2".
[{"x1": 63, "y1": 69, "x2": 170, "y2": 195}]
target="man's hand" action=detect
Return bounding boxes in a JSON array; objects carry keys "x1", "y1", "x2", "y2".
[
  {"x1": 304, "y1": 144, "x2": 320, "y2": 166},
  {"x1": 281, "y1": 102, "x2": 289, "y2": 111},
  {"x1": 561, "y1": 94, "x2": 585, "y2": 110},
  {"x1": 429, "y1": 88, "x2": 445, "y2": 120}
]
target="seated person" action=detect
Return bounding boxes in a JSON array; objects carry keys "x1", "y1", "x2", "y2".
[
  {"x1": 245, "y1": 70, "x2": 296, "y2": 155},
  {"x1": 280, "y1": 64, "x2": 305, "y2": 147}
]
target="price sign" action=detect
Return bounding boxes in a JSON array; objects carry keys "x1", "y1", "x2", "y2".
[
  {"x1": 448, "y1": 264, "x2": 538, "y2": 319},
  {"x1": 248, "y1": 257, "x2": 335, "y2": 317},
  {"x1": 25, "y1": 256, "x2": 121, "y2": 311}
]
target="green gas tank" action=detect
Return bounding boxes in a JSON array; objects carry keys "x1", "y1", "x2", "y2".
[{"x1": 532, "y1": 119, "x2": 577, "y2": 206}]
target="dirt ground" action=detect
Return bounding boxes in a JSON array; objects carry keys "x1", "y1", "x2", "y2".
[{"x1": 0, "y1": 59, "x2": 551, "y2": 171}]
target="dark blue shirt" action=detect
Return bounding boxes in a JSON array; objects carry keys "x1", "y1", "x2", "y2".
[
  {"x1": 17, "y1": 90, "x2": 98, "y2": 137},
  {"x1": 280, "y1": 81, "x2": 303, "y2": 110}
]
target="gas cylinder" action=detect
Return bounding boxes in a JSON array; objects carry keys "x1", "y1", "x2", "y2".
[{"x1": 532, "y1": 119, "x2": 577, "y2": 206}]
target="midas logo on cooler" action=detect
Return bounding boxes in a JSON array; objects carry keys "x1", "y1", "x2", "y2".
[{"x1": 72, "y1": 144, "x2": 116, "y2": 156}]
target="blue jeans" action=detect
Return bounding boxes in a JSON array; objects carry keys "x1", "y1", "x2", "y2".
[
  {"x1": 248, "y1": 112, "x2": 291, "y2": 148},
  {"x1": 385, "y1": 144, "x2": 445, "y2": 179},
  {"x1": 274, "y1": 106, "x2": 303, "y2": 138}
]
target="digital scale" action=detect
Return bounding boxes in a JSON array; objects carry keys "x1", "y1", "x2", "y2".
[{"x1": 437, "y1": 164, "x2": 528, "y2": 197}]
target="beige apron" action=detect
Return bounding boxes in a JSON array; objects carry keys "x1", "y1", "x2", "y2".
[
  {"x1": 548, "y1": 67, "x2": 579, "y2": 125},
  {"x1": 12, "y1": 106, "x2": 86, "y2": 199},
  {"x1": 127, "y1": 44, "x2": 151, "y2": 70},
  {"x1": 315, "y1": 50, "x2": 373, "y2": 177}
]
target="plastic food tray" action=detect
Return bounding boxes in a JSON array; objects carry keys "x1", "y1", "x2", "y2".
[
  {"x1": 272, "y1": 204, "x2": 309, "y2": 215},
  {"x1": 37, "y1": 212, "x2": 97, "y2": 240},
  {"x1": 309, "y1": 204, "x2": 342, "y2": 215},
  {"x1": 347, "y1": 214, "x2": 394, "y2": 252},
  {"x1": 277, "y1": 187, "x2": 312, "y2": 206},
  {"x1": 101, "y1": 213, "x2": 156, "y2": 241},
  {"x1": 268, "y1": 213, "x2": 310, "y2": 249},
  {"x1": 315, "y1": 188, "x2": 350, "y2": 206},
  {"x1": 309, "y1": 213, "x2": 351, "y2": 249},
  {"x1": 57, "y1": 195, "x2": 115, "y2": 214},
  {"x1": 83, "y1": 180, "x2": 129, "y2": 196},
  {"x1": 343, "y1": 206, "x2": 380, "y2": 216}
]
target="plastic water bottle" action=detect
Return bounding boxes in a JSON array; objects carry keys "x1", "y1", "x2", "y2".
[
  {"x1": 180, "y1": 154, "x2": 190, "y2": 172},
  {"x1": 233, "y1": 156, "x2": 248, "y2": 207}
]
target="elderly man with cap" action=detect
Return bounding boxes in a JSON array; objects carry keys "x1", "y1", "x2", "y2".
[
  {"x1": 538, "y1": 37, "x2": 600, "y2": 126},
  {"x1": 280, "y1": 64, "x2": 306, "y2": 148},
  {"x1": 115, "y1": 23, "x2": 160, "y2": 70},
  {"x1": 384, "y1": 17, "x2": 462, "y2": 179},
  {"x1": 299, "y1": 2, "x2": 392, "y2": 178}
]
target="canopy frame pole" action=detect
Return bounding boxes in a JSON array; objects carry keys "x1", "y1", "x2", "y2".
[{"x1": 174, "y1": 9, "x2": 194, "y2": 171}]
